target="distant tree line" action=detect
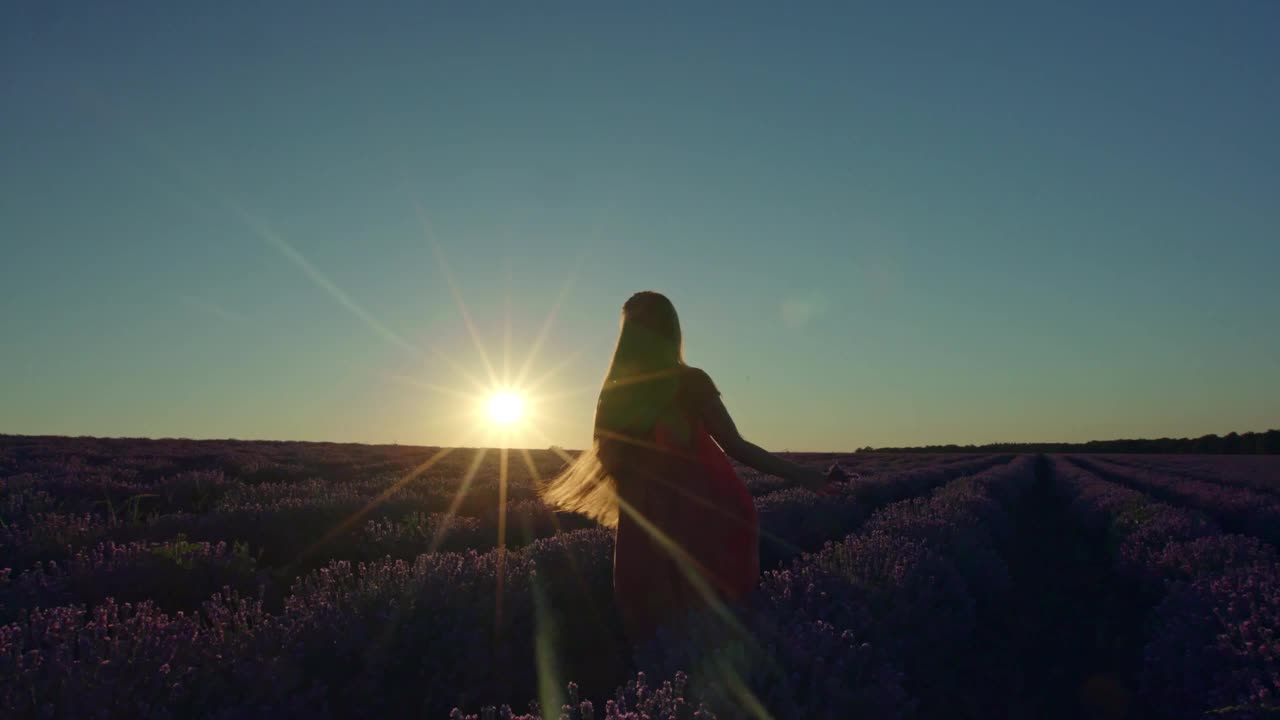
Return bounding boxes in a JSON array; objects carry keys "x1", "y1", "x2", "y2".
[{"x1": 856, "y1": 429, "x2": 1280, "y2": 455}]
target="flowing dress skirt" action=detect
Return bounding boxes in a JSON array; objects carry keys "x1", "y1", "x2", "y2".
[{"x1": 612, "y1": 423, "x2": 760, "y2": 642}]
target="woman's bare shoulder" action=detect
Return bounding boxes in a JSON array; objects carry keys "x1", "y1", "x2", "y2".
[{"x1": 682, "y1": 366, "x2": 720, "y2": 396}]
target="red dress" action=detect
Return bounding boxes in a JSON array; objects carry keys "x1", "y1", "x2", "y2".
[{"x1": 611, "y1": 369, "x2": 760, "y2": 642}]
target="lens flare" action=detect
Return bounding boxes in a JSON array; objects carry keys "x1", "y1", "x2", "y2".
[{"x1": 487, "y1": 391, "x2": 525, "y2": 425}]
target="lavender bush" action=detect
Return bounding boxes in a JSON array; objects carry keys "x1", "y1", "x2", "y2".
[
  {"x1": 1052, "y1": 458, "x2": 1280, "y2": 719},
  {"x1": 1072, "y1": 456, "x2": 1280, "y2": 543},
  {"x1": 4, "y1": 435, "x2": 1275, "y2": 719}
]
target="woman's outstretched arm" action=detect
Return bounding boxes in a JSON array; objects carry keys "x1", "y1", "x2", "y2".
[{"x1": 700, "y1": 395, "x2": 829, "y2": 490}]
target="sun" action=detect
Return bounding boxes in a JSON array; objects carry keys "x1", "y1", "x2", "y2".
[{"x1": 486, "y1": 391, "x2": 525, "y2": 425}]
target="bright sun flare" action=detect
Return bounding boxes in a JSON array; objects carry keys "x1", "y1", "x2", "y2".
[{"x1": 486, "y1": 391, "x2": 525, "y2": 425}]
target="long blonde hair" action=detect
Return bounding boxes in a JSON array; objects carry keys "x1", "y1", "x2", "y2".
[{"x1": 539, "y1": 291, "x2": 692, "y2": 527}]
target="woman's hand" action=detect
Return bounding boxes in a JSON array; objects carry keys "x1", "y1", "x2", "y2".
[
  {"x1": 798, "y1": 463, "x2": 849, "y2": 492},
  {"x1": 796, "y1": 467, "x2": 827, "y2": 491}
]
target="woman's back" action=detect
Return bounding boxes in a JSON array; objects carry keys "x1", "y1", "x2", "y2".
[{"x1": 610, "y1": 365, "x2": 759, "y2": 641}]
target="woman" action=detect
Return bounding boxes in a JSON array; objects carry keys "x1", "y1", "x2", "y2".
[{"x1": 540, "y1": 291, "x2": 839, "y2": 643}]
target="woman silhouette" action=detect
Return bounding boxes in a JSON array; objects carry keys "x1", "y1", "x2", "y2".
[{"x1": 541, "y1": 291, "x2": 838, "y2": 643}]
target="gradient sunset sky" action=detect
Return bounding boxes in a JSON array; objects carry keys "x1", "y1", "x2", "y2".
[{"x1": 3, "y1": 2, "x2": 1277, "y2": 451}]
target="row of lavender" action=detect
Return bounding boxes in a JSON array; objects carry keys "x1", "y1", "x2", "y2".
[
  {"x1": 1098, "y1": 454, "x2": 1280, "y2": 496},
  {"x1": 451, "y1": 457, "x2": 1038, "y2": 718},
  {"x1": 0, "y1": 445, "x2": 960, "y2": 575},
  {"x1": 1053, "y1": 457, "x2": 1279, "y2": 719},
  {"x1": 1069, "y1": 455, "x2": 1280, "y2": 544},
  {"x1": 2, "y1": 448, "x2": 1008, "y2": 622},
  {"x1": 744, "y1": 455, "x2": 1038, "y2": 717},
  {"x1": 1, "y1": 435, "x2": 949, "y2": 529},
  {"x1": 5, "y1": 435, "x2": 936, "y2": 494},
  {"x1": 0, "y1": 435, "x2": 519, "y2": 488},
  {"x1": 0, "y1": 454, "x2": 1003, "y2": 621},
  {"x1": 0, "y1": 456, "x2": 1010, "y2": 718}
]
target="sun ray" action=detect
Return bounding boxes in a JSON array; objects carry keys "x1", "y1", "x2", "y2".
[
  {"x1": 384, "y1": 373, "x2": 479, "y2": 402},
  {"x1": 296, "y1": 445, "x2": 457, "y2": 563},
  {"x1": 230, "y1": 203, "x2": 422, "y2": 356},
  {"x1": 613, "y1": 493, "x2": 747, "y2": 632},
  {"x1": 518, "y1": 447, "x2": 585, "y2": 589},
  {"x1": 413, "y1": 212, "x2": 502, "y2": 389},
  {"x1": 513, "y1": 254, "x2": 585, "y2": 389},
  {"x1": 611, "y1": 493, "x2": 784, "y2": 718},
  {"x1": 447, "y1": 281, "x2": 500, "y2": 387},
  {"x1": 69, "y1": 97, "x2": 428, "y2": 368},
  {"x1": 719, "y1": 661, "x2": 777, "y2": 720},
  {"x1": 546, "y1": 446, "x2": 577, "y2": 466},
  {"x1": 533, "y1": 425, "x2": 754, "y2": 522},
  {"x1": 494, "y1": 446, "x2": 510, "y2": 635},
  {"x1": 525, "y1": 424, "x2": 807, "y2": 564},
  {"x1": 423, "y1": 345, "x2": 492, "y2": 396},
  {"x1": 526, "y1": 426, "x2": 580, "y2": 464},
  {"x1": 428, "y1": 447, "x2": 490, "y2": 553},
  {"x1": 440, "y1": 259, "x2": 501, "y2": 387},
  {"x1": 594, "y1": 427, "x2": 695, "y2": 458},
  {"x1": 531, "y1": 573, "x2": 565, "y2": 718},
  {"x1": 601, "y1": 366, "x2": 685, "y2": 389},
  {"x1": 522, "y1": 384, "x2": 599, "y2": 405},
  {"x1": 515, "y1": 447, "x2": 561, "y2": 545},
  {"x1": 180, "y1": 295, "x2": 249, "y2": 325},
  {"x1": 510, "y1": 199, "x2": 615, "y2": 392},
  {"x1": 503, "y1": 259, "x2": 513, "y2": 385},
  {"x1": 517, "y1": 447, "x2": 549, "y2": 493},
  {"x1": 522, "y1": 425, "x2": 572, "y2": 456},
  {"x1": 514, "y1": 444, "x2": 613, "y2": 687},
  {"x1": 522, "y1": 346, "x2": 589, "y2": 396}
]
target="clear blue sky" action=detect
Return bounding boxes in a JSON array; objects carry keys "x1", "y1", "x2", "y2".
[{"x1": 2, "y1": 1, "x2": 1277, "y2": 450}]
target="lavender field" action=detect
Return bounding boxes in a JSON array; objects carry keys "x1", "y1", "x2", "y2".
[{"x1": 1, "y1": 436, "x2": 1277, "y2": 719}]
